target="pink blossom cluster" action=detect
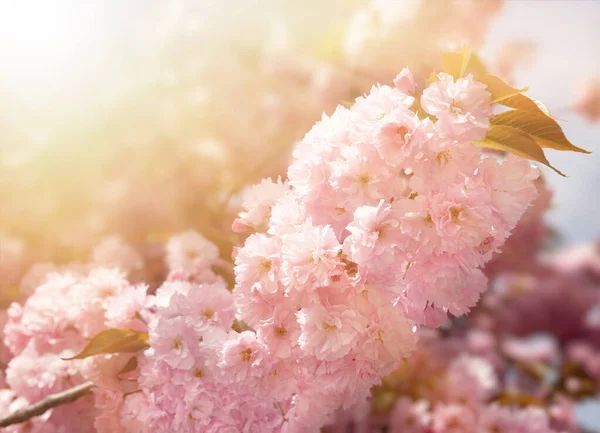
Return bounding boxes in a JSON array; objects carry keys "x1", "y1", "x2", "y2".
[
  {"x1": 1, "y1": 263, "x2": 148, "y2": 433},
  {"x1": 138, "y1": 278, "x2": 289, "y2": 432},
  {"x1": 227, "y1": 67, "x2": 539, "y2": 430},
  {"x1": 0, "y1": 232, "x2": 173, "y2": 433}
]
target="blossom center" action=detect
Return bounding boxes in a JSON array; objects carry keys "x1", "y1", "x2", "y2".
[
  {"x1": 323, "y1": 321, "x2": 337, "y2": 332},
  {"x1": 201, "y1": 308, "x2": 215, "y2": 319},
  {"x1": 376, "y1": 223, "x2": 389, "y2": 239},
  {"x1": 172, "y1": 337, "x2": 182, "y2": 350},
  {"x1": 240, "y1": 348, "x2": 253, "y2": 362},
  {"x1": 259, "y1": 258, "x2": 272, "y2": 273},
  {"x1": 357, "y1": 173, "x2": 371, "y2": 187},
  {"x1": 397, "y1": 125, "x2": 409, "y2": 140},
  {"x1": 423, "y1": 213, "x2": 434, "y2": 227},
  {"x1": 435, "y1": 149, "x2": 452, "y2": 166},
  {"x1": 450, "y1": 98, "x2": 463, "y2": 115},
  {"x1": 449, "y1": 206, "x2": 465, "y2": 223}
]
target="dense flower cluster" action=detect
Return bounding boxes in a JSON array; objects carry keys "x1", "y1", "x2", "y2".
[
  {"x1": 0, "y1": 255, "x2": 148, "y2": 432},
  {"x1": 226, "y1": 67, "x2": 539, "y2": 430}
]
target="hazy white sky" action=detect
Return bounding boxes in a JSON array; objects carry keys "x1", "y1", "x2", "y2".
[{"x1": 482, "y1": 0, "x2": 600, "y2": 246}]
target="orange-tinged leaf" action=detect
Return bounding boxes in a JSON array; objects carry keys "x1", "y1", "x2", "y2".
[
  {"x1": 477, "y1": 74, "x2": 528, "y2": 103},
  {"x1": 474, "y1": 125, "x2": 565, "y2": 176},
  {"x1": 0, "y1": 286, "x2": 21, "y2": 309},
  {"x1": 499, "y1": 93, "x2": 555, "y2": 118},
  {"x1": 492, "y1": 110, "x2": 590, "y2": 153},
  {"x1": 64, "y1": 328, "x2": 149, "y2": 360},
  {"x1": 442, "y1": 45, "x2": 472, "y2": 78},
  {"x1": 118, "y1": 356, "x2": 139, "y2": 376},
  {"x1": 495, "y1": 389, "x2": 543, "y2": 407}
]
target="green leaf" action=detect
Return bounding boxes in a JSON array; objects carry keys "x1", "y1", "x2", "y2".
[
  {"x1": 477, "y1": 74, "x2": 528, "y2": 103},
  {"x1": 64, "y1": 328, "x2": 149, "y2": 360},
  {"x1": 442, "y1": 45, "x2": 472, "y2": 78},
  {"x1": 474, "y1": 125, "x2": 565, "y2": 176},
  {"x1": 492, "y1": 110, "x2": 590, "y2": 153}
]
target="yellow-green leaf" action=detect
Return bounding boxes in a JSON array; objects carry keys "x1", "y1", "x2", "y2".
[
  {"x1": 464, "y1": 52, "x2": 488, "y2": 77},
  {"x1": 442, "y1": 45, "x2": 472, "y2": 78},
  {"x1": 474, "y1": 125, "x2": 565, "y2": 176},
  {"x1": 64, "y1": 328, "x2": 149, "y2": 360},
  {"x1": 498, "y1": 93, "x2": 554, "y2": 118},
  {"x1": 477, "y1": 74, "x2": 528, "y2": 103},
  {"x1": 492, "y1": 110, "x2": 590, "y2": 153},
  {"x1": 440, "y1": 48, "x2": 486, "y2": 79}
]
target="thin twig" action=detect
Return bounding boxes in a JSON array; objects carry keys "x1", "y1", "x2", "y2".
[{"x1": 0, "y1": 381, "x2": 94, "y2": 428}]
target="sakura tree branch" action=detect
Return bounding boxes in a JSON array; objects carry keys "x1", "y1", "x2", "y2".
[{"x1": 0, "y1": 381, "x2": 94, "y2": 428}]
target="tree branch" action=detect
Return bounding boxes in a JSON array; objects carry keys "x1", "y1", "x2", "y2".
[{"x1": 0, "y1": 381, "x2": 94, "y2": 428}]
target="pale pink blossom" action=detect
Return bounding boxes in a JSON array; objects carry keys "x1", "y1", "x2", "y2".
[
  {"x1": 165, "y1": 230, "x2": 220, "y2": 276},
  {"x1": 233, "y1": 177, "x2": 290, "y2": 233},
  {"x1": 421, "y1": 73, "x2": 492, "y2": 142},
  {"x1": 297, "y1": 304, "x2": 368, "y2": 361}
]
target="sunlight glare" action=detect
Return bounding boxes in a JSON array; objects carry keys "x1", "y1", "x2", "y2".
[{"x1": 0, "y1": 1, "x2": 103, "y2": 99}]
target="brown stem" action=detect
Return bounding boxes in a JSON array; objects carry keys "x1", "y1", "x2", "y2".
[{"x1": 0, "y1": 381, "x2": 94, "y2": 428}]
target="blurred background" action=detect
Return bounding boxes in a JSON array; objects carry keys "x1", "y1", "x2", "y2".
[{"x1": 0, "y1": 0, "x2": 598, "y2": 266}]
